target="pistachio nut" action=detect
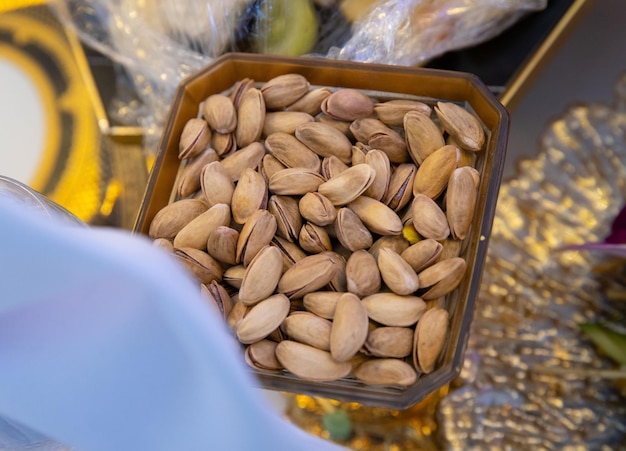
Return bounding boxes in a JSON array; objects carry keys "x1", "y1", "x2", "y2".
[
  {"x1": 179, "y1": 117, "x2": 211, "y2": 159},
  {"x1": 174, "y1": 247, "x2": 223, "y2": 285},
  {"x1": 268, "y1": 167, "x2": 326, "y2": 196},
  {"x1": 153, "y1": 238, "x2": 174, "y2": 253},
  {"x1": 404, "y1": 110, "x2": 444, "y2": 165},
  {"x1": 321, "y1": 88, "x2": 374, "y2": 121},
  {"x1": 268, "y1": 195, "x2": 303, "y2": 242},
  {"x1": 330, "y1": 293, "x2": 369, "y2": 362},
  {"x1": 202, "y1": 94, "x2": 237, "y2": 134},
  {"x1": 245, "y1": 339, "x2": 283, "y2": 372},
  {"x1": 299, "y1": 222, "x2": 332, "y2": 254},
  {"x1": 334, "y1": 207, "x2": 373, "y2": 252},
  {"x1": 260, "y1": 154, "x2": 287, "y2": 182},
  {"x1": 173, "y1": 203, "x2": 231, "y2": 250},
  {"x1": 236, "y1": 209, "x2": 278, "y2": 266},
  {"x1": 261, "y1": 73, "x2": 310, "y2": 110},
  {"x1": 201, "y1": 280, "x2": 233, "y2": 318},
  {"x1": 231, "y1": 167, "x2": 268, "y2": 224},
  {"x1": 285, "y1": 87, "x2": 331, "y2": 116},
  {"x1": 377, "y1": 248, "x2": 420, "y2": 296},
  {"x1": 235, "y1": 87, "x2": 265, "y2": 147},
  {"x1": 178, "y1": 148, "x2": 219, "y2": 198},
  {"x1": 200, "y1": 161, "x2": 235, "y2": 207},
  {"x1": 368, "y1": 235, "x2": 410, "y2": 261},
  {"x1": 280, "y1": 311, "x2": 332, "y2": 351},
  {"x1": 148, "y1": 198, "x2": 207, "y2": 240},
  {"x1": 347, "y1": 195, "x2": 403, "y2": 236},
  {"x1": 417, "y1": 256, "x2": 466, "y2": 299},
  {"x1": 265, "y1": 132, "x2": 321, "y2": 172},
  {"x1": 236, "y1": 294, "x2": 290, "y2": 344},
  {"x1": 211, "y1": 131, "x2": 237, "y2": 157},
  {"x1": 382, "y1": 163, "x2": 417, "y2": 212},
  {"x1": 364, "y1": 326, "x2": 414, "y2": 358},
  {"x1": 238, "y1": 245, "x2": 284, "y2": 305},
  {"x1": 413, "y1": 306, "x2": 449, "y2": 373},
  {"x1": 263, "y1": 111, "x2": 314, "y2": 136},
  {"x1": 226, "y1": 299, "x2": 249, "y2": 330},
  {"x1": 354, "y1": 359, "x2": 417, "y2": 387},
  {"x1": 220, "y1": 141, "x2": 265, "y2": 182},
  {"x1": 318, "y1": 163, "x2": 375, "y2": 206},
  {"x1": 275, "y1": 340, "x2": 352, "y2": 382},
  {"x1": 412, "y1": 144, "x2": 459, "y2": 199},
  {"x1": 228, "y1": 77, "x2": 254, "y2": 108},
  {"x1": 400, "y1": 238, "x2": 443, "y2": 273},
  {"x1": 434, "y1": 101, "x2": 485, "y2": 152},
  {"x1": 271, "y1": 236, "x2": 307, "y2": 271},
  {"x1": 374, "y1": 99, "x2": 432, "y2": 127},
  {"x1": 295, "y1": 121, "x2": 353, "y2": 164},
  {"x1": 302, "y1": 291, "x2": 342, "y2": 320},
  {"x1": 223, "y1": 264, "x2": 246, "y2": 289},
  {"x1": 346, "y1": 249, "x2": 381, "y2": 297},
  {"x1": 320, "y1": 155, "x2": 349, "y2": 180},
  {"x1": 410, "y1": 194, "x2": 450, "y2": 241},
  {"x1": 364, "y1": 149, "x2": 391, "y2": 201},
  {"x1": 362, "y1": 292, "x2": 426, "y2": 327},
  {"x1": 206, "y1": 226, "x2": 239, "y2": 265},
  {"x1": 446, "y1": 166, "x2": 479, "y2": 240},
  {"x1": 298, "y1": 192, "x2": 337, "y2": 227},
  {"x1": 277, "y1": 253, "x2": 341, "y2": 299}
]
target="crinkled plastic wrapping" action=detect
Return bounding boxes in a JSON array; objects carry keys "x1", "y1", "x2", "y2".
[{"x1": 53, "y1": 0, "x2": 546, "y2": 152}]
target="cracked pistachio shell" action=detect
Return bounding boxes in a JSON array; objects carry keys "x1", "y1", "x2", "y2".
[
  {"x1": 202, "y1": 94, "x2": 237, "y2": 134},
  {"x1": 268, "y1": 195, "x2": 302, "y2": 242},
  {"x1": 201, "y1": 281, "x2": 232, "y2": 319},
  {"x1": 173, "y1": 203, "x2": 231, "y2": 250},
  {"x1": 334, "y1": 207, "x2": 373, "y2": 252},
  {"x1": 263, "y1": 111, "x2": 314, "y2": 136},
  {"x1": 404, "y1": 110, "x2": 445, "y2": 165},
  {"x1": 412, "y1": 144, "x2": 459, "y2": 199},
  {"x1": 349, "y1": 117, "x2": 388, "y2": 144},
  {"x1": 364, "y1": 327, "x2": 414, "y2": 358},
  {"x1": 260, "y1": 154, "x2": 287, "y2": 182},
  {"x1": 201, "y1": 161, "x2": 235, "y2": 207},
  {"x1": 236, "y1": 209, "x2": 277, "y2": 266},
  {"x1": 321, "y1": 155, "x2": 349, "y2": 180},
  {"x1": 321, "y1": 88, "x2": 374, "y2": 121},
  {"x1": 368, "y1": 235, "x2": 410, "y2": 261},
  {"x1": 434, "y1": 101, "x2": 485, "y2": 152},
  {"x1": 318, "y1": 164, "x2": 376, "y2": 206},
  {"x1": 236, "y1": 294, "x2": 290, "y2": 344},
  {"x1": 417, "y1": 257, "x2": 466, "y2": 299},
  {"x1": 355, "y1": 359, "x2": 417, "y2": 387},
  {"x1": 235, "y1": 87, "x2": 265, "y2": 147},
  {"x1": 261, "y1": 74, "x2": 310, "y2": 110},
  {"x1": 411, "y1": 194, "x2": 450, "y2": 241},
  {"x1": 275, "y1": 340, "x2": 352, "y2": 382},
  {"x1": 277, "y1": 253, "x2": 341, "y2": 299},
  {"x1": 347, "y1": 195, "x2": 403, "y2": 236},
  {"x1": 265, "y1": 132, "x2": 321, "y2": 172},
  {"x1": 401, "y1": 239, "x2": 443, "y2": 273},
  {"x1": 245, "y1": 339, "x2": 282, "y2": 372},
  {"x1": 178, "y1": 148, "x2": 219, "y2": 198},
  {"x1": 382, "y1": 163, "x2": 417, "y2": 212},
  {"x1": 179, "y1": 118, "x2": 211, "y2": 159},
  {"x1": 231, "y1": 168, "x2": 268, "y2": 225},
  {"x1": 362, "y1": 293, "x2": 426, "y2": 327},
  {"x1": 346, "y1": 249, "x2": 381, "y2": 297},
  {"x1": 228, "y1": 77, "x2": 254, "y2": 108},
  {"x1": 226, "y1": 300, "x2": 249, "y2": 331},
  {"x1": 238, "y1": 245, "x2": 284, "y2": 305},
  {"x1": 148, "y1": 198, "x2": 207, "y2": 239},
  {"x1": 299, "y1": 222, "x2": 332, "y2": 254},
  {"x1": 174, "y1": 247, "x2": 223, "y2": 285},
  {"x1": 223, "y1": 264, "x2": 246, "y2": 289},
  {"x1": 446, "y1": 166, "x2": 479, "y2": 240},
  {"x1": 374, "y1": 99, "x2": 432, "y2": 127},
  {"x1": 220, "y1": 141, "x2": 265, "y2": 182},
  {"x1": 295, "y1": 121, "x2": 353, "y2": 164},
  {"x1": 330, "y1": 293, "x2": 369, "y2": 362},
  {"x1": 377, "y1": 248, "x2": 420, "y2": 296},
  {"x1": 281, "y1": 312, "x2": 333, "y2": 351},
  {"x1": 211, "y1": 132, "x2": 237, "y2": 157},
  {"x1": 413, "y1": 307, "x2": 449, "y2": 373},
  {"x1": 302, "y1": 291, "x2": 343, "y2": 320},
  {"x1": 271, "y1": 236, "x2": 307, "y2": 272},
  {"x1": 298, "y1": 192, "x2": 336, "y2": 227},
  {"x1": 206, "y1": 226, "x2": 239, "y2": 265}
]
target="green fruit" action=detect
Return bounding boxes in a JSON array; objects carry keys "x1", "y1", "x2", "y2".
[
  {"x1": 253, "y1": 0, "x2": 318, "y2": 56},
  {"x1": 322, "y1": 410, "x2": 352, "y2": 441},
  {"x1": 580, "y1": 322, "x2": 626, "y2": 366}
]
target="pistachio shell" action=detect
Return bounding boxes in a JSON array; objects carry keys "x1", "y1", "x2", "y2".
[
  {"x1": 302, "y1": 291, "x2": 343, "y2": 319},
  {"x1": 220, "y1": 141, "x2": 265, "y2": 182},
  {"x1": 201, "y1": 281, "x2": 232, "y2": 318},
  {"x1": 321, "y1": 88, "x2": 374, "y2": 121},
  {"x1": 174, "y1": 247, "x2": 223, "y2": 285},
  {"x1": 434, "y1": 101, "x2": 485, "y2": 152},
  {"x1": 285, "y1": 87, "x2": 331, "y2": 115},
  {"x1": 202, "y1": 94, "x2": 237, "y2": 133},
  {"x1": 354, "y1": 359, "x2": 417, "y2": 386},
  {"x1": 271, "y1": 236, "x2": 307, "y2": 271},
  {"x1": 281, "y1": 312, "x2": 332, "y2": 351},
  {"x1": 236, "y1": 294, "x2": 290, "y2": 344},
  {"x1": 173, "y1": 203, "x2": 231, "y2": 250},
  {"x1": 179, "y1": 118, "x2": 211, "y2": 159},
  {"x1": 330, "y1": 293, "x2": 369, "y2": 362},
  {"x1": 239, "y1": 245, "x2": 284, "y2": 305},
  {"x1": 236, "y1": 209, "x2": 278, "y2": 266},
  {"x1": 231, "y1": 168, "x2": 268, "y2": 224},
  {"x1": 400, "y1": 239, "x2": 443, "y2": 272},
  {"x1": 404, "y1": 111, "x2": 445, "y2": 165},
  {"x1": 148, "y1": 198, "x2": 207, "y2": 239},
  {"x1": 278, "y1": 253, "x2": 341, "y2": 299},
  {"x1": 334, "y1": 207, "x2": 373, "y2": 252},
  {"x1": 268, "y1": 195, "x2": 302, "y2": 242},
  {"x1": 178, "y1": 149, "x2": 219, "y2": 198},
  {"x1": 374, "y1": 99, "x2": 432, "y2": 127},
  {"x1": 200, "y1": 161, "x2": 235, "y2": 207},
  {"x1": 223, "y1": 264, "x2": 246, "y2": 289},
  {"x1": 413, "y1": 307, "x2": 449, "y2": 373},
  {"x1": 347, "y1": 195, "x2": 403, "y2": 236},
  {"x1": 364, "y1": 327, "x2": 414, "y2": 358},
  {"x1": 260, "y1": 154, "x2": 287, "y2": 182},
  {"x1": 346, "y1": 249, "x2": 381, "y2": 297},
  {"x1": 263, "y1": 111, "x2": 314, "y2": 136},
  {"x1": 268, "y1": 168, "x2": 325, "y2": 196},
  {"x1": 226, "y1": 300, "x2": 249, "y2": 330},
  {"x1": 362, "y1": 293, "x2": 426, "y2": 327},
  {"x1": 295, "y1": 121, "x2": 353, "y2": 164},
  {"x1": 235, "y1": 88, "x2": 265, "y2": 147},
  {"x1": 321, "y1": 155, "x2": 349, "y2": 179},
  {"x1": 377, "y1": 248, "x2": 420, "y2": 295},
  {"x1": 417, "y1": 257, "x2": 466, "y2": 299},
  {"x1": 364, "y1": 149, "x2": 391, "y2": 200},
  {"x1": 245, "y1": 340, "x2": 282, "y2": 371},
  {"x1": 211, "y1": 131, "x2": 237, "y2": 156},
  {"x1": 298, "y1": 192, "x2": 337, "y2": 227},
  {"x1": 265, "y1": 132, "x2": 321, "y2": 172},
  {"x1": 206, "y1": 226, "x2": 239, "y2": 265},
  {"x1": 368, "y1": 235, "x2": 410, "y2": 261},
  {"x1": 318, "y1": 164, "x2": 376, "y2": 206},
  {"x1": 261, "y1": 74, "x2": 310, "y2": 110},
  {"x1": 382, "y1": 163, "x2": 417, "y2": 212},
  {"x1": 412, "y1": 144, "x2": 459, "y2": 199},
  {"x1": 446, "y1": 166, "x2": 479, "y2": 240},
  {"x1": 299, "y1": 222, "x2": 332, "y2": 254},
  {"x1": 275, "y1": 340, "x2": 352, "y2": 382},
  {"x1": 411, "y1": 194, "x2": 450, "y2": 241}
]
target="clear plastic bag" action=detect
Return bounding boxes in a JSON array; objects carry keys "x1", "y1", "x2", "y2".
[{"x1": 53, "y1": 0, "x2": 546, "y2": 151}]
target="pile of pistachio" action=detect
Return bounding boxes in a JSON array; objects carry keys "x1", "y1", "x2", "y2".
[{"x1": 148, "y1": 73, "x2": 485, "y2": 387}]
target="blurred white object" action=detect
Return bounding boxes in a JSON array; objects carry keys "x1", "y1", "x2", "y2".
[{"x1": 0, "y1": 192, "x2": 345, "y2": 451}]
